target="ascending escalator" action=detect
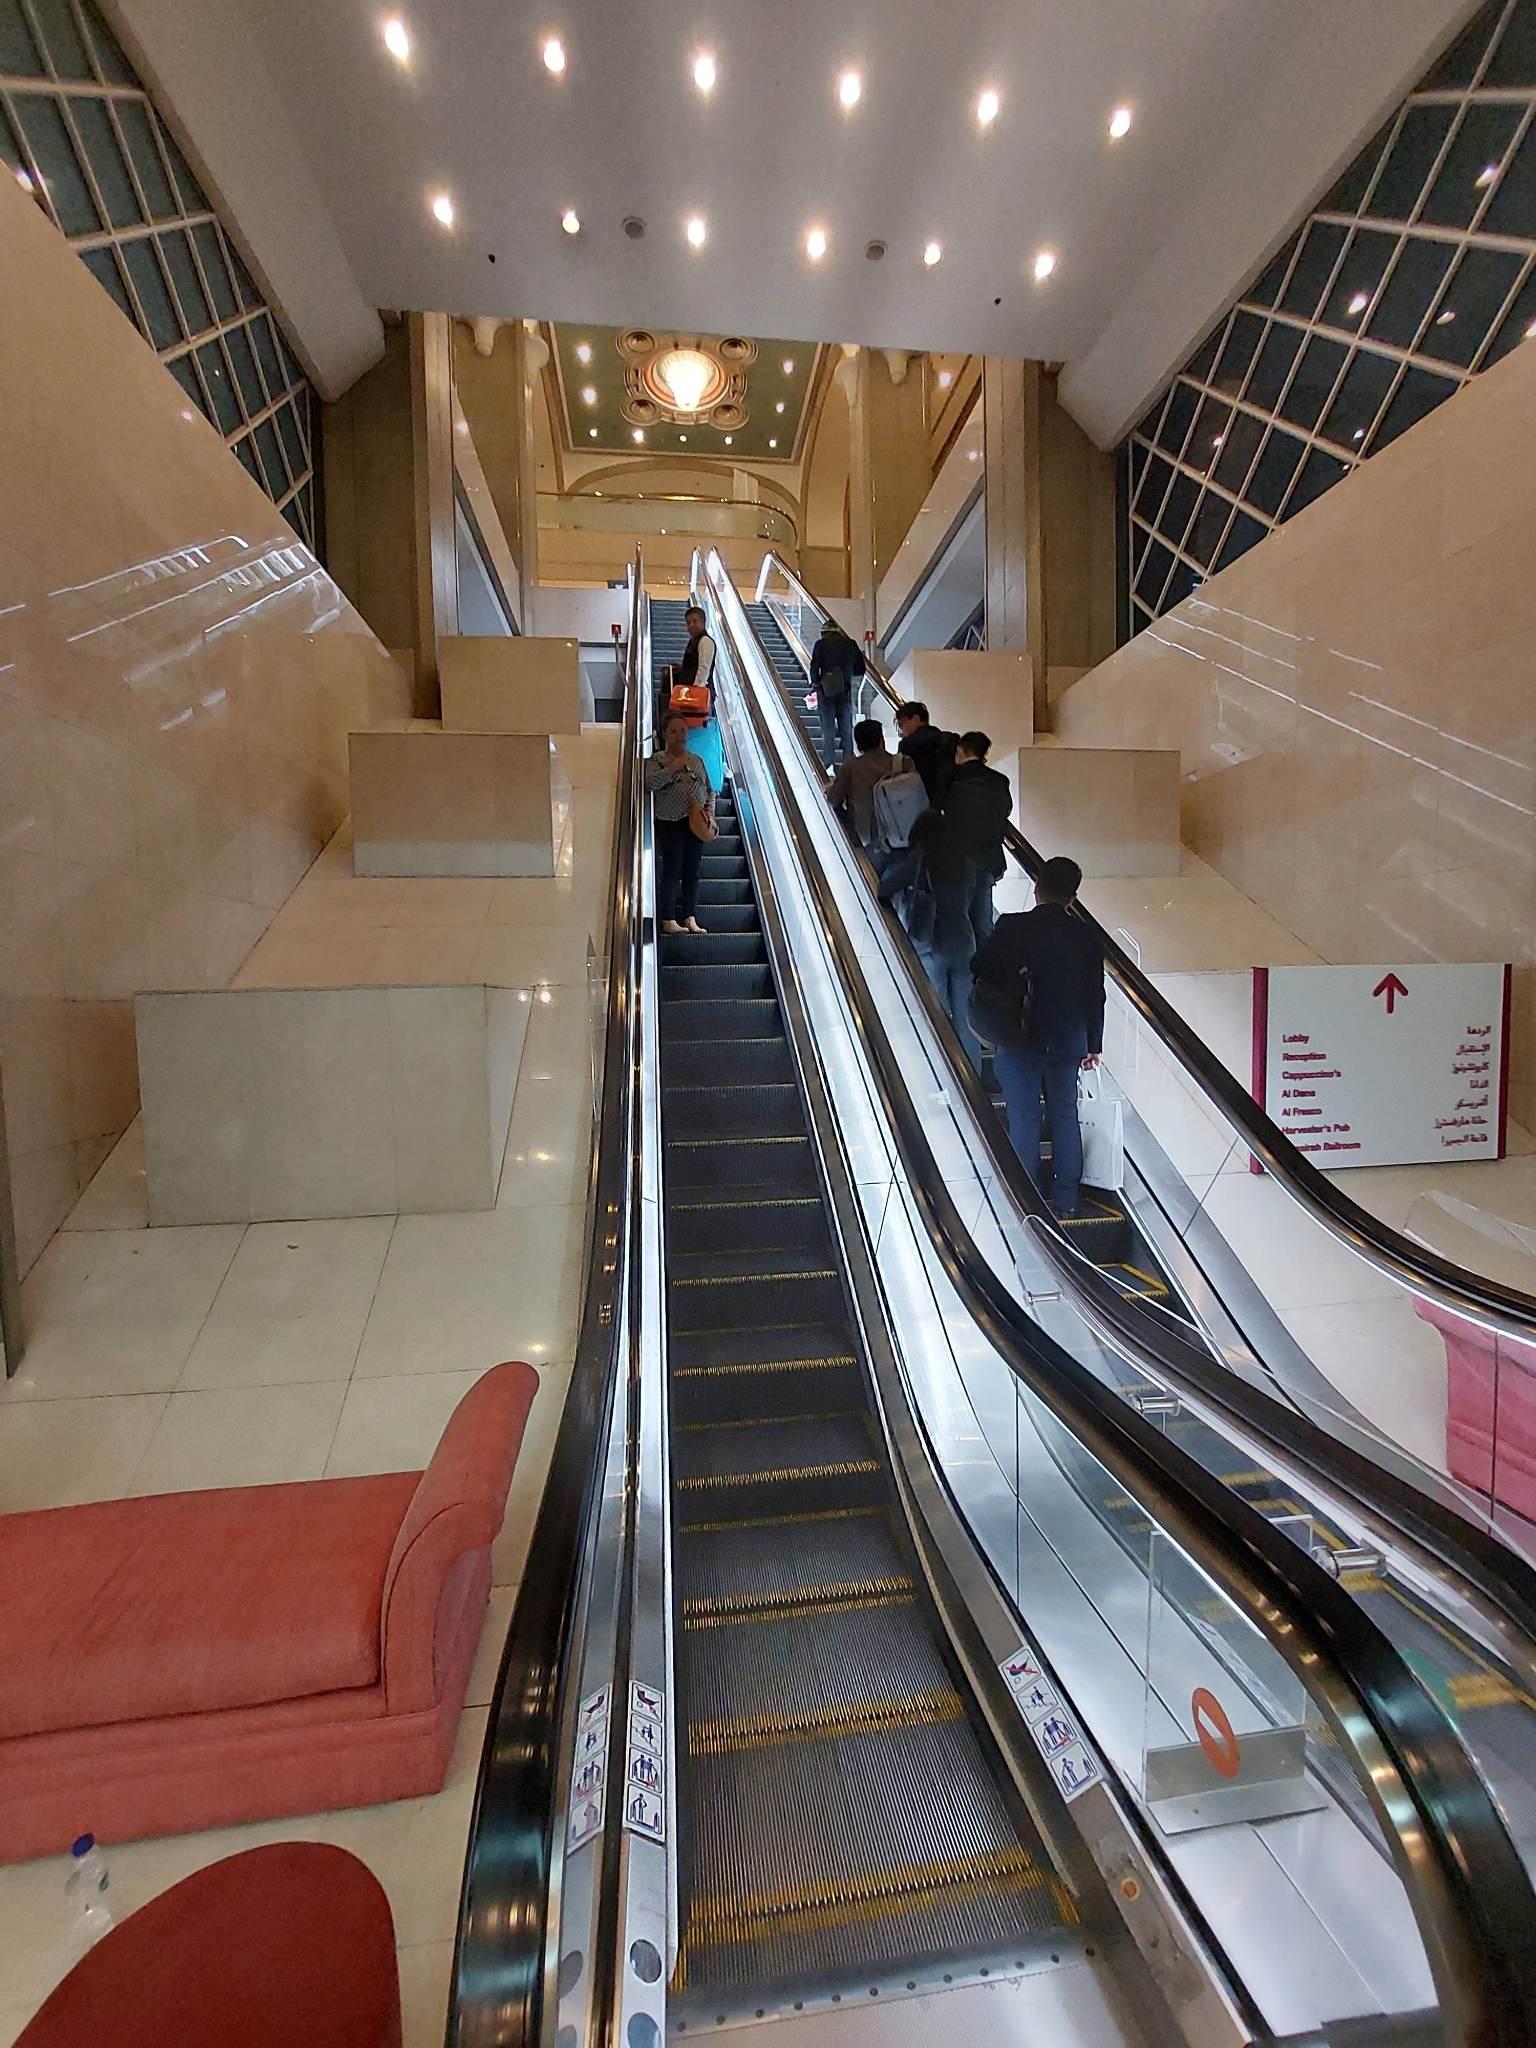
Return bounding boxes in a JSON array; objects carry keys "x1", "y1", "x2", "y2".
[{"x1": 650, "y1": 620, "x2": 1075, "y2": 2010}]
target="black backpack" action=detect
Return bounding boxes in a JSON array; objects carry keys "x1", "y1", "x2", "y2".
[{"x1": 967, "y1": 955, "x2": 1033, "y2": 1051}]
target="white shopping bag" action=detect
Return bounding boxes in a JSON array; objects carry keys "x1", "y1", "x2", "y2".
[{"x1": 1078, "y1": 1068, "x2": 1125, "y2": 1192}]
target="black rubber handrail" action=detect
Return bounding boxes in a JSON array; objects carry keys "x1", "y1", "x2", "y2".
[
  {"x1": 728, "y1": 582, "x2": 1536, "y2": 1673},
  {"x1": 447, "y1": 563, "x2": 645, "y2": 2048},
  {"x1": 760, "y1": 553, "x2": 1536, "y2": 1346},
  {"x1": 714, "y1": 561, "x2": 1536, "y2": 2046}
]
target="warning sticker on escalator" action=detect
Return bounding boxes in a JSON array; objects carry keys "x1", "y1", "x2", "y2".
[
  {"x1": 566, "y1": 1685, "x2": 611, "y2": 1854},
  {"x1": 623, "y1": 1681, "x2": 667, "y2": 1844},
  {"x1": 999, "y1": 1644, "x2": 1102, "y2": 1803}
]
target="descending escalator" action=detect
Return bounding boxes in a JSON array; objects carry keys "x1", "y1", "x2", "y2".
[{"x1": 648, "y1": 612, "x2": 1077, "y2": 2013}]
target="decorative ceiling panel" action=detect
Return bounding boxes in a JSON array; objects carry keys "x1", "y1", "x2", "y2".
[{"x1": 550, "y1": 323, "x2": 819, "y2": 461}]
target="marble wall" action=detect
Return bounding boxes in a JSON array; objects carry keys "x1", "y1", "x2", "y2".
[
  {"x1": 0, "y1": 169, "x2": 403, "y2": 1273},
  {"x1": 1054, "y1": 337, "x2": 1536, "y2": 1130}
]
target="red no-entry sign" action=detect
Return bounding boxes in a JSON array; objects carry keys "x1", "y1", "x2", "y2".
[{"x1": 1191, "y1": 1687, "x2": 1241, "y2": 1780}]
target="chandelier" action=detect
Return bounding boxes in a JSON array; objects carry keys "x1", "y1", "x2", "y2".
[{"x1": 654, "y1": 347, "x2": 716, "y2": 416}]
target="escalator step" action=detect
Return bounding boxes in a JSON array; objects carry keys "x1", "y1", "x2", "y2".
[
  {"x1": 670, "y1": 1320, "x2": 857, "y2": 1373},
  {"x1": 662, "y1": 963, "x2": 777, "y2": 1000},
  {"x1": 1102, "y1": 1261, "x2": 1172, "y2": 1302},
  {"x1": 668, "y1": 1262, "x2": 846, "y2": 1332},
  {"x1": 675, "y1": 1508, "x2": 910, "y2": 1621},
  {"x1": 673, "y1": 1413, "x2": 883, "y2": 1521},
  {"x1": 662, "y1": 1083, "x2": 803, "y2": 1137},
  {"x1": 661, "y1": 999, "x2": 782, "y2": 1041},
  {"x1": 668, "y1": 1195, "x2": 829, "y2": 1254},
  {"x1": 679, "y1": 904, "x2": 760, "y2": 934},
  {"x1": 671, "y1": 1353, "x2": 864, "y2": 1427},
  {"x1": 1056, "y1": 1207, "x2": 1131, "y2": 1264},
  {"x1": 678, "y1": 1718, "x2": 1070, "y2": 1998},
  {"x1": 663, "y1": 1036, "x2": 794, "y2": 1086},
  {"x1": 659, "y1": 932, "x2": 766, "y2": 965},
  {"x1": 664, "y1": 1135, "x2": 817, "y2": 1191},
  {"x1": 699, "y1": 855, "x2": 748, "y2": 879},
  {"x1": 696, "y1": 880, "x2": 754, "y2": 905}
]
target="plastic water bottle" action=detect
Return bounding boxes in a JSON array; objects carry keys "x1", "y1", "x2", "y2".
[{"x1": 64, "y1": 1834, "x2": 114, "y2": 1953}]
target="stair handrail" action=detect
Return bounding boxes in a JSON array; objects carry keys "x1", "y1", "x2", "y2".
[{"x1": 755, "y1": 551, "x2": 1536, "y2": 1349}]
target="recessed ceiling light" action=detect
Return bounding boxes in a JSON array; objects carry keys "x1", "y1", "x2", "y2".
[
  {"x1": 724, "y1": 434, "x2": 733, "y2": 445},
  {"x1": 685, "y1": 213, "x2": 707, "y2": 248},
  {"x1": 1031, "y1": 247, "x2": 1055, "y2": 282},
  {"x1": 1352, "y1": 428, "x2": 1364, "y2": 441},
  {"x1": 430, "y1": 191, "x2": 455, "y2": 226},
  {"x1": 679, "y1": 434, "x2": 687, "y2": 443},
  {"x1": 581, "y1": 385, "x2": 597, "y2": 405},
  {"x1": 838, "y1": 69, "x2": 862, "y2": 110},
  {"x1": 782, "y1": 357, "x2": 794, "y2": 374},
  {"x1": 542, "y1": 36, "x2": 565, "y2": 75},
  {"x1": 923, "y1": 240, "x2": 942, "y2": 267},
  {"x1": 968, "y1": 448, "x2": 979, "y2": 460},
  {"x1": 15, "y1": 167, "x2": 34, "y2": 192},
  {"x1": 774, "y1": 400, "x2": 785, "y2": 413},
  {"x1": 693, "y1": 51, "x2": 716, "y2": 94},
  {"x1": 589, "y1": 427, "x2": 598, "y2": 438},
  {"x1": 632, "y1": 427, "x2": 645, "y2": 443},
  {"x1": 1527, "y1": 319, "x2": 1536, "y2": 340},
  {"x1": 561, "y1": 208, "x2": 581, "y2": 235},
  {"x1": 976, "y1": 87, "x2": 1000, "y2": 127},
  {"x1": 575, "y1": 341, "x2": 592, "y2": 364},
  {"x1": 1476, "y1": 163, "x2": 1499, "y2": 188},
  {"x1": 1108, "y1": 105, "x2": 1132, "y2": 139},
  {"x1": 382, "y1": 17, "x2": 411, "y2": 64},
  {"x1": 455, "y1": 418, "x2": 468, "y2": 436},
  {"x1": 1436, "y1": 307, "x2": 1457, "y2": 324},
  {"x1": 938, "y1": 369, "x2": 953, "y2": 388},
  {"x1": 1347, "y1": 290, "x2": 1368, "y2": 315},
  {"x1": 1212, "y1": 434, "x2": 1224, "y2": 448},
  {"x1": 805, "y1": 225, "x2": 828, "y2": 261},
  {"x1": 769, "y1": 437, "x2": 778, "y2": 448}
]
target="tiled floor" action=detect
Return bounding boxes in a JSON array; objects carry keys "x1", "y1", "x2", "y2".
[
  {"x1": 1083, "y1": 849, "x2": 1536, "y2": 1485},
  {"x1": 0, "y1": 727, "x2": 617, "y2": 2046}
]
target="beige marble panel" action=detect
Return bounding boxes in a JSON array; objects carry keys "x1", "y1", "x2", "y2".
[
  {"x1": 1014, "y1": 748, "x2": 1182, "y2": 878},
  {"x1": 887, "y1": 648, "x2": 1036, "y2": 757},
  {"x1": 1055, "y1": 335, "x2": 1536, "y2": 1127},
  {"x1": 0, "y1": 167, "x2": 404, "y2": 1271},
  {"x1": 349, "y1": 728, "x2": 557, "y2": 876},
  {"x1": 439, "y1": 636, "x2": 582, "y2": 735}
]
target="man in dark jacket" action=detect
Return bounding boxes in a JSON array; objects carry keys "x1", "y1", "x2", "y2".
[
  {"x1": 943, "y1": 730, "x2": 1012, "y2": 945},
  {"x1": 809, "y1": 622, "x2": 864, "y2": 768},
  {"x1": 895, "y1": 701, "x2": 957, "y2": 802},
  {"x1": 970, "y1": 855, "x2": 1105, "y2": 1215}
]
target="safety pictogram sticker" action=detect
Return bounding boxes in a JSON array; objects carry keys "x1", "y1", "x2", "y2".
[
  {"x1": 999, "y1": 1642, "x2": 1103, "y2": 1803},
  {"x1": 623, "y1": 1681, "x2": 667, "y2": 1843},
  {"x1": 566, "y1": 1686, "x2": 611, "y2": 1853}
]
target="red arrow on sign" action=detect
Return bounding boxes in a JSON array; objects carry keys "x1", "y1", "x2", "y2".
[{"x1": 1372, "y1": 972, "x2": 1409, "y2": 1015}]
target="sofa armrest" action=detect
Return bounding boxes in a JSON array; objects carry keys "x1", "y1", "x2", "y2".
[{"x1": 380, "y1": 1362, "x2": 539, "y2": 1714}]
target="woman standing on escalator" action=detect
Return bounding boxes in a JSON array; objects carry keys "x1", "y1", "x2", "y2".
[{"x1": 646, "y1": 712, "x2": 713, "y2": 935}]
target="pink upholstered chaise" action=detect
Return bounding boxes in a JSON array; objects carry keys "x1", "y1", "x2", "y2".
[{"x1": 0, "y1": 1361, "x2": 537, "y2": 1864}]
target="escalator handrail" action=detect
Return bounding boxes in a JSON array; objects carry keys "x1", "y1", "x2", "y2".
[
  {"x1": 730, "y1": 581, "x2": 1536, "y2": 1674},
  {"x1": 759, "y1": 551, "x2": 1536, "y2": 1348},
  {"x1": 708, "y1": 553, "x2": 1536, "y2": 2047},
  {"x1": 447, "y1": 561, "x2": 646, "y2": 2048}
]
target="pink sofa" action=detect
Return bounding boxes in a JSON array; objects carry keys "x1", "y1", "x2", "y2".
[
  {"x1": 0, "y1": 1362, "x2": 538, "y2": 1864},
  {"x1": 1414, "y1": 1299, "x2": 1536, "y2": 1521}
]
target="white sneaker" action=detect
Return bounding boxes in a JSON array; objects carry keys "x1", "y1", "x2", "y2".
[
  {"x1": 661, "y1": 919, "x2": 684, "y2": 935},
  {"x1": 683, "y1": 917, "x2": 708, "y2": 935}
]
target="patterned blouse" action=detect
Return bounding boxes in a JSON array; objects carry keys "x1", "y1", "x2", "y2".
[{"x1": 645, "y1": 747, "x2": 712, "y2": 823}]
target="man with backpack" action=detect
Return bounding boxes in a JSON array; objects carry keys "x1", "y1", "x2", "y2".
[
  {"x1": 827, "y1": 718, "x2": 901, "y2": 850},
  {"x1": 895, "y1": 701, "x2": 958, "y2": 802},
  {"x1": 943, "y1": 731, "x2": 1013, "y2": 945},
  {"x1": 969, "y1": 856, "x2": 1105, "y2": 1217},
  {"x1": 809, "y1": 620, "x2": 865, "y2": 768}
]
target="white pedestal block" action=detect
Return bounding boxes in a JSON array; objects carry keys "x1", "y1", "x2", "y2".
[
  {"x1": 349, "y1": 725, "x2": 560, "y2": 876},
  {"x1": 136, "y1": 983, "x2": 525, "y2": 1223},
  {"x1": 1014, "y1": 748, "x2": 1182, "y2": 878},
  {"x1": 439, "y1": 636, "x2": 582, "y2": 735},
  {"x1": 887, "y1": 648, "x2": 1035, "y2": 756}
]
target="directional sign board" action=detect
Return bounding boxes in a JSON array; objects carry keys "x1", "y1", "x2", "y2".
[{"x1": 1253, "y1": 963, "x2": 1509, "y2": 1171}]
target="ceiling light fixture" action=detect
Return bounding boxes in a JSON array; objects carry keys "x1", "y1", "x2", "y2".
[
  {"x1": 575, "y1": 341, "x2": 592, "y2": 364},
  {"x1": 679, "y1": 434, "x2": 687, "y2": 443},
  {"x1": 938, "y1": 368, "x2": 953, "y2": 388},
  {"x1": 685, "y1": 213, "x2": 707, "y2": 248},
  {"x1": 542, "y1": 36, "x2": 566, "y2": 75},
  {"x1": 805, "y1": 225, "x2": 828, "y2": 261},
  {"x1": 838, "y1": 69, "x2": 862, "y2": 109},
  {"x1": 430, "y1": 191, "x2": 455, "y2": 226},
  {"x1": 455, "y1": 418, "x2": 468, "y2": 436},
  {"x1": 774, "y1": 400, "x2": 785, "y2": 413},
  {"x1": 655, "y1": 347, "x2": 715, "y2": 413},
  {"x1": 1527, "y1": 319, "x2": 1536, "y2": 339},
  {"x1": 1476, "y1": 164, "x2": 1499, "y2": 188},
  {"x1": 589, "y1": 427, "x2": 598, "y2": 437},
  {"x1": 1353, "y1": 428, "x2": 1364, "y2": 441},
  {"x1": 724, "y1": 434, "x2": 733, "y2": 445},
  {"x1": 1108, "y1": 105, "x2": 1132, "y2": 139},
  {"x1": 782, "y1": 357, "x2": 795, "y2": 374},
  {"x1": 382, "y1": 17, "x2": 411, "y2": 64},
  {"x1": 632, "y1": 427, "x2": 645, "y2": 442},
  {"x1": 1032, "y1": 247, "x2": 1055, "y2": 282},
  {"x1": 768, "y1": 437, "x2": 778, "y2": 448},
  {"x1": 561, "y1": 207, "x2": 581, "y2": 235},
  {"x1": 1436, "y1": 307, "x2": 1457, "y2": 324},
  {"x1": 692, "y1": 51, "x2": 716, "y2": 94},
  {"x1": 580, "y1": 385, "x2": 597, "y2": 405},
  {"x1": 968, "y1": 448, "x2": 979, "y2": 460},
  {"x1": 1347, "y1": 290, "x2": 1368, "y2": 315},
  {"x1": 15, "y1": 167, "x2": 34, "y2": 192},
  {"x1": 976, "y1": 87, "x2": 1000, "y2": 127},
  {"x1": 923, "y1": 240, "x2": 942, "y2": 267}
]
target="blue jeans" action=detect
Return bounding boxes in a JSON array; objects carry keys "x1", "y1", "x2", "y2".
[
  {"x1": 817, "y1": 688, "x2": 855, "y2": 768},
  {"x1": 965, "y1": 866, "x2": 997, "y2": 947},
  {"x1": 995, "y1": 1046, "x2": 1083, "y2": 1212}
]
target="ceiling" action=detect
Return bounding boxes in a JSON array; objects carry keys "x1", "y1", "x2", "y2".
[
  {"x1": 548, "y1": 324, "x2": 820, "y2": 460},
  {"x1": 142, "y1": 0, "x2": 1474, "y2": 422}
]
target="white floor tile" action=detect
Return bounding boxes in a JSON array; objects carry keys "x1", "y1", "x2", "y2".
[
  {"x1": 0, "y1": 1392, "x2": 166, "y2": 1508},
  {"x1": 475, "y1": 927, "x2": 598, "y2": 990},
  {"x1": 319, "y1": 1708, "x2": 486, "y2": 1947},
  {"x1": 484, "y1": 877, "x2": 602, "y2": 928},
  {"x1": 353, "y1": 1208, "x2": 583, "y2": 1378},
  {"x1": 233, "y1": 926, "x2": 385, "y2": 990},
  {"x1": 465, "y1": 1586, "x2": 515, "y2": 1708},
  {"x1": 519, "y1": 987, "x2": 599, "y2": 1082},
  {"x1": 389, "y1": 879, "x2": 495, "y2": 927},
  {"x1": 8, "y1": 1227, "x2": 244, "y2": 1400},
  {"x1": 369, "y1": 926, "x2": 483, "y2": 986},
  {"x1": 62, "y1": 1119, "x2": 148, "y2": 1233},
  {"x1": 496, "y1": 1078, "x2": 592, "y2": 1210},
  {"x1": 275, "y1": 877, "x2": 401, "y2": 928},
  {"x1": 398, "y1": 1940, "x2": 456, "y2": 2048},
  {"x1": 177, "y1": 1218, "x2": 394, "y2": 1389},
  {"x1": 128, "y1": 1381, "x2": 347, "y2": 1495},
  {"x1": 325, "y1": 1369, "x2": 489, "y2": 1478}
]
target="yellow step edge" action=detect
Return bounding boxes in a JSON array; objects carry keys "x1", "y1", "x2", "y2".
[
  {"x1": 678, "y1": 1458, "x2": 880, "y2": 1491},
  {"x1": 684, "y1": 1586, "x2": 918, "y2": 1638}
]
